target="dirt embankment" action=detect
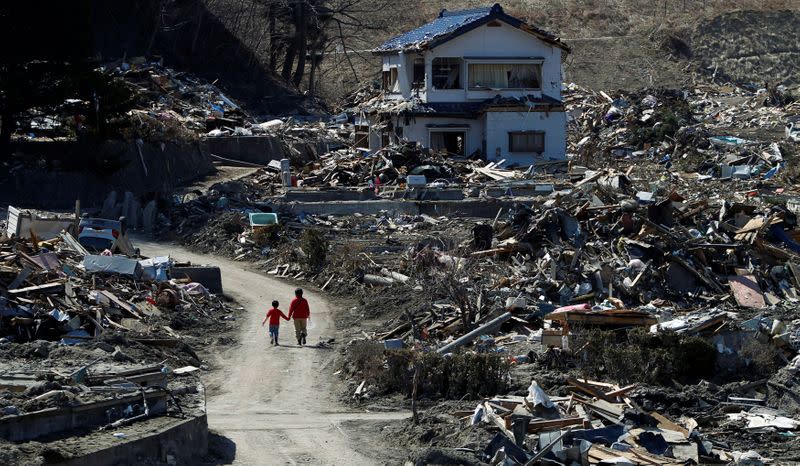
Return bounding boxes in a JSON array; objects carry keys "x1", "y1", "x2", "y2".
[
  {"x1": 565, "y1": 9, "x2": 800, "y2": 91},
  {"x1": 691, "y1": 10, "x2": 800, "y2": 86}
]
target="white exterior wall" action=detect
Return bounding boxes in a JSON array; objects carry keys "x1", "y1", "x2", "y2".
[
  {"x1": 397, "y1": 117, "x2": 484, "y2": 156},
  {"x1": 382, "y1": 53, "x2": 413, "y2": 100},
  {"x1": 424, "y1": 22, "x2": 562, "y2": 103},
  {"x1": 372, "y1": 19, "x2": 567, "y2": 163},
  {"x1": 485, "y1": 111, "x2": 566, "y2": 165}
]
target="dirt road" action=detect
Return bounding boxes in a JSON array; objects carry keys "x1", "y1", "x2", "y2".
[{"x1": 136, "y1": 239, "x2": 407, "y2": 465}]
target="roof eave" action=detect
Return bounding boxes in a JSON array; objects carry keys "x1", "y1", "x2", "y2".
[{"x1": 424, "y1": 12, "x2": 570, "y2": 54}]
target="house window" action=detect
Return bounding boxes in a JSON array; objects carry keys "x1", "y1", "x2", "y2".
[
  {"x1": 412, "y1": 58, "x2": 425, "y2": 90},
  {"x1": 430, "y1": 131, "x2": 466, "y2": 156},
  {"x1": 382, "y1": 67, "x2": 399, "y2": 92},
  {"x1": 509, "y1": 131, "x2": 544, "y2": 153},
  {"x1": 354, "y1": 125, "x2": 369, "y2": 148},
  {"x1": 431, "y1": 58, "x2": 462, "y2": 90},
  {"x1": 468, "y1": 63, "x2": 541, "y2": 89}
]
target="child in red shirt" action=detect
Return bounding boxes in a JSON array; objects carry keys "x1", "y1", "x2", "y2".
[{"x1": 261, "y1": 300, "x2": 289, "y2": 346}]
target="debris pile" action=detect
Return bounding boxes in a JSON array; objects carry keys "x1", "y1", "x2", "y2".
[
  {"x1": 153, "y1": 76, "x2": 800, "y2": 463},
  {"x1": 457, "y1": 377, "x2": 799, "y2": 465},
  {"x1": 11, "y1": 57, "x2": 251, "y2": 145},
  {"x1": 0, "y1": 218, "x2": 237, "y2": 450},
  {"x1": 565, "y1": 83, "x2": 799, "y2": 180},
  {"x1": 103, "y1": 57, "x2": 249, "y2": 138}
]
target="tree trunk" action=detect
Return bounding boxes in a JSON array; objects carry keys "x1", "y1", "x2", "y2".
[
  {"x1": 291, "y1": 1, "x2": 307, "y2": 87},
  {"x1": 307, "y1": 52, "x2": 320, "y2": 97},
  {"x1": 268, "y1": 3, "x2": 278, "y2": 72},
  {"x1": 281, "y1": 40, "x2": 296, "y2": 81},
  {"x1": 0, "y1": 110, "x2": 13, "y2": 162},
  {"x1": 281, "y1": 3, "x2": 298, "y2": 82}
]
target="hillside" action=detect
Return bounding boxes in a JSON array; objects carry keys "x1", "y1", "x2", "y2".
[{"x1": 204, "y1": 0, "x2": 800, "y2": 100}]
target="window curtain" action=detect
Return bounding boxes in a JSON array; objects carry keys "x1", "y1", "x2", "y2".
[
  {"x1": 430, "y1": 132, "x2": 446, "y2": 151},
  {"x1": 509, "y1": 64, "x2": 540, "y2": 88},
  {"x1": 469, "y1": 64, "x2": 541, "y2": 89},
  {"x1": 469, "y1": 64, "x2": 508, "y2": 88}
]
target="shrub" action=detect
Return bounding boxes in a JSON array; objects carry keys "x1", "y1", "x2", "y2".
[
  {"x1": 376, "y1": 349, "x2": 509, "y2": 399},
  {"x1": 299, "y1": 228, "x2": 328, "y2": 272},
  {"x1": 576, "y1": 328, "x2": 717, "y2": 385}
]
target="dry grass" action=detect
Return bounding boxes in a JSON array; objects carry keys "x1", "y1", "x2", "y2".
[{"x1": 204, "y1": 0, "x2": 797, "y2": 102}]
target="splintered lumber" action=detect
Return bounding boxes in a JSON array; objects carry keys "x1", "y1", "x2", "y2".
[
  {"x1": 483, "y1": 402, "x2": 515, "y2": 440},
  {"x1": 98, "y1": 290, "x2": 143, "y2": 319},
  {"x1": 567, "y1": 377, "x2": 615, "y2": 402},
  {"x1": 650, "y1": 411, "x2": 689, "y2": 437},
  {"x1": 526, "y1": 417, "x2": 584, "y2": 433},
  {"x1": 437, "y1": 312, "x2": 512, "y2": 354},
  {"x1": 8, "y1": 281, "x2": 64, "y2": 295},
  {"x1": 605, "y1": 384, "x2": 637, "y2": 398}
]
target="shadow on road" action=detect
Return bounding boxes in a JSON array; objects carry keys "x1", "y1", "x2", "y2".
[{"x1": 202, "y1": 431, "x2": 237, "y2": 465}]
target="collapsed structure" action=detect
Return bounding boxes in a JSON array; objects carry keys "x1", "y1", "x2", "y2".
[
  {"x1": 0, "y1": 214, "x2": 235, "y2": 464},
  {"x1": 354, "y1": 4, "x2": 570, "y2": 164}
]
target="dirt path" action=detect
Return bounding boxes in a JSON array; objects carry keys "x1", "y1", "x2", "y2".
[{"x1": 135, "y1": 239, "x2": 407, "y2": 465}]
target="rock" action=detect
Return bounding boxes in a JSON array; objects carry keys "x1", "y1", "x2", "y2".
[
  {"x1": 29, "y1": 340, "x2": 51, "y2": 358},
  {"x1": 94, "y1": 342, "x2": 115, "y2": 353},
  {"x1": 23, "y1": 381, "x2": 61, "y2": 397},
  {"x1": 1, "y1": 406, "x2": 19, "y2": 416},
  {"x1": 112, "y1": 347, "x2": 134, "y2": 363}
]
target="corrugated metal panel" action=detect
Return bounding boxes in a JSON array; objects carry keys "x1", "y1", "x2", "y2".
[{"x1": 6, "y1": 206, "x2": 20, "y2": 238}]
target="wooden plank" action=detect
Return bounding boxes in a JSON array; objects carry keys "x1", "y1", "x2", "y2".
[
  {"x1": 98, "y1": 290, "x2": 143, "y2": 319},
  {"x1": 8, "y1": 281, "x2": 63, "y2": 294},
  {"x1": 650, "y1": 411, "x2": 688, "y2": 437},
  {"x1": 526, "y1": 417, "x2": 584, "y2": 433},
  {"x1": 567, "y1": 377, "x2": 615, "y2": 402},
  {"x1": 728, "y1": 274, "x2": 766, "y2": 308},
  {"x1": 605, "y1": 383, "x2": 637, "y2": 398},
  {"x1": 483, "y1": 401, "x2": 515, "y2": 441}
]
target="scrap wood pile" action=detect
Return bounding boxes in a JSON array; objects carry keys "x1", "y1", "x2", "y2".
[
  {"x1": 12, "y1": 57, "x2": 252, "y2": 145},
  {"x1": 355, "y1": 161, "x2": 800, "y2": 348},
  {"x1": 459, "y1": 376, "x2": 800, "y2": 465},
  {"x1": 565, "y1": 83, "x2": 799, "y2": 180},
  {"x1": 0, "y1": 231, "x2": 235, "y2": 425},
  {"x1": 102, "y1": 57, "x2": 249, "y2": 138},
  {"x1": 290, "y1": 142, "x2": 539, "y2": 188}
]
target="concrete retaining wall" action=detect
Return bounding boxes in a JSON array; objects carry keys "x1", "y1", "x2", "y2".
[
  {"x1": 203, "y1": 135, "x2": 328, "y2": 165},
  {"x1": 0, "y1": 139, "x2": 214, "y2": 209},
  {"x1": 59, "y1": 414, "x2": 208, "y2": 466},
  {"x1": 279, "y1": 198, "x2": 531, "y2": 218}
]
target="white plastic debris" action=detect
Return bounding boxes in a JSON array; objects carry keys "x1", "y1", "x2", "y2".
[{"x1": 526, "y1": 380, "x2": 554, "y2": 409}]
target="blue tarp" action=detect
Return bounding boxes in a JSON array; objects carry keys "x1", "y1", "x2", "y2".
[{"x1": 60, "y1": 329, "x2": 90, "y2": 346}]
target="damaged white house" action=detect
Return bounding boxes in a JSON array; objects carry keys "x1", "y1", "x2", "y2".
[{"x1": 359, "y1": 3, "x2": 570, "y2": 166}]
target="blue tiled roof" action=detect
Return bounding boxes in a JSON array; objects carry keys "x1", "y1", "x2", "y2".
[
  {"x1": 374, "y1": 6, "x2": 497, "y2": 52},
  {"x1": 374, "y1": 4, "x2": 568, "y2": 53}
]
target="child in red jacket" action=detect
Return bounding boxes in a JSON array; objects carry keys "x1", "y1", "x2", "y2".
[{"x1": 262, "y1": 300, "x2": 289, "y2": 345}]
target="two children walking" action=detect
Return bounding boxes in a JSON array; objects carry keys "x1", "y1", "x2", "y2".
[{"x1": 260, "y1": 288, "x2": 311, "y2": 346}]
